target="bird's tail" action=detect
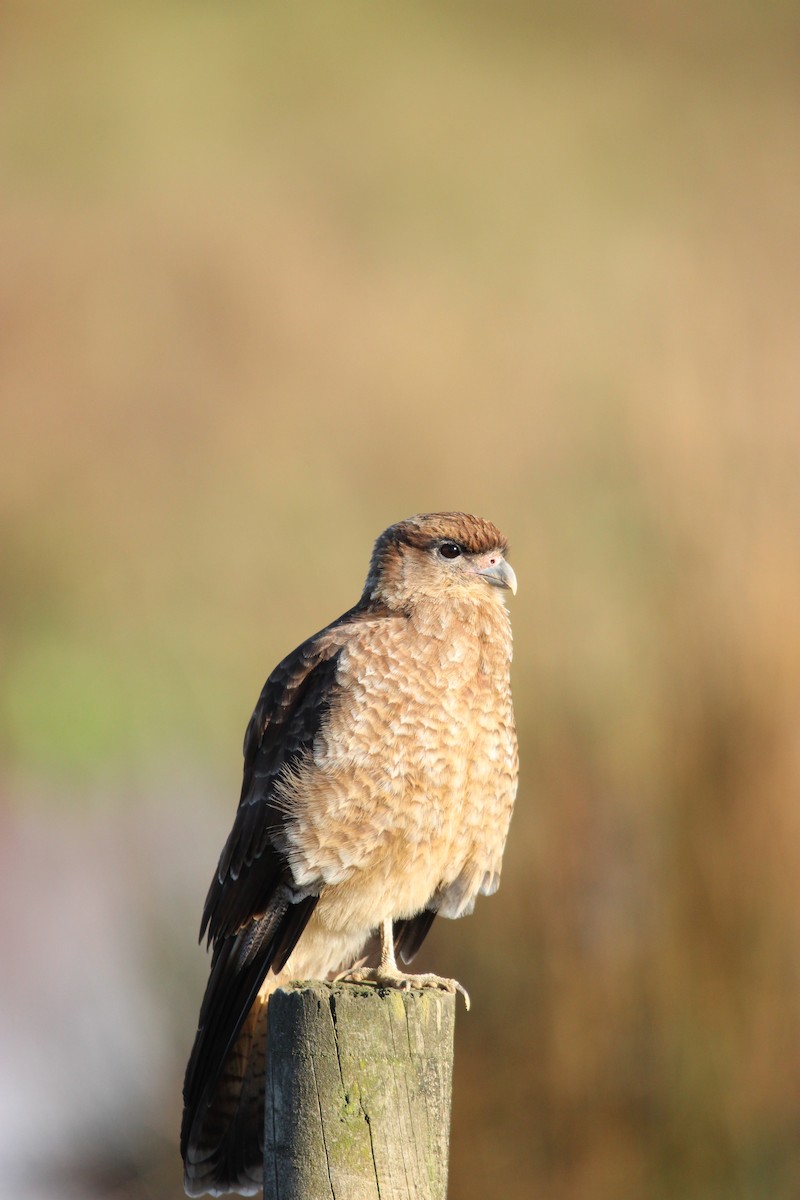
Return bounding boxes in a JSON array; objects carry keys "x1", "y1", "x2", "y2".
[
  {"x1": 181, "y1": 894, "x2": 319, "y2": 1197},
  {"x1": 181, "y1": 911, "x2": 378, "y2": 1196},
  {"x1": 182, "y1": 975, "x2": 277, "y2": 1197}
]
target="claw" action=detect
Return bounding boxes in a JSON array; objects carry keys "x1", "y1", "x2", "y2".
[{"x1": 334, "y1": 966, "x2": 470, "y2": 1011}]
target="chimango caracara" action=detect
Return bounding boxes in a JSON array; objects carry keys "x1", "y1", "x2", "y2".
[{"x1": 181, "y1": 512, "x2": 518, "y2": 1195}]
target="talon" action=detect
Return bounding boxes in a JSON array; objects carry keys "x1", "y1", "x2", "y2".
[
  {"x1": 333, "y1": 967, "x2": 368, "y2": 986},
  {"x1": 333, "y1": 965, "x2": 470, "y2": 1010}
]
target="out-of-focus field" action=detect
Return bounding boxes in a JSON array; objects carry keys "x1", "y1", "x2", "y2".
[{"x1": 1, "y1": 3, "x2": 799, "y2": 1198}]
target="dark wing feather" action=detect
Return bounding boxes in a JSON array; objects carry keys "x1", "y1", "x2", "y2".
[
  {"x1": 182, "y1": 603, "x2": 380, "y2": 1190},
  {"x1": 200, "y1": 638, "x2": 345, "y2": 949}
]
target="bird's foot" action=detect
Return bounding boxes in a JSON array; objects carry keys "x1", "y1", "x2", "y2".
[{"x1": 334, "y1": 965, "x2": 470, "y2": 1011}]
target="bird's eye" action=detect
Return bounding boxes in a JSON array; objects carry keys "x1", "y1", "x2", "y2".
[{"x1": 438, "y1": 542, "x2": 462, "y2": 560}]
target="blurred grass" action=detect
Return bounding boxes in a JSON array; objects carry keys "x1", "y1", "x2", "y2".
[{"x1": 1, "y1": 2, "x2": 799, "y2": 1197}]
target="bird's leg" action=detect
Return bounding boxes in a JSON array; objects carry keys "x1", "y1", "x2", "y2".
[
  {"x1": 335, "y1": 918, "x2": 470, "y2": 1010},
  {"x1": 379, "y1": 917, "x2": 399, "y2": 973}
]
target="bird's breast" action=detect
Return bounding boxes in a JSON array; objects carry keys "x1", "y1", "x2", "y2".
[{"x1": 274, "y1": 609, "x2": 516, "y2": 926}]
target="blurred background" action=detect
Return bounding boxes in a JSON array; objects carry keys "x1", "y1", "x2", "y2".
[{"x1": 2, "y1": 2, "x2": 799, "y2": 1198}]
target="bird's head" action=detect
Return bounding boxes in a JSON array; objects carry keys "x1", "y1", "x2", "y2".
[{"x1": 364, "y1": 512, "x2": 517, "y2": 614}]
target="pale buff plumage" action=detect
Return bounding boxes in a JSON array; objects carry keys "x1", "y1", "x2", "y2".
[{"x1": 181, "y1": 512, "x2": 518, "y2": 1196}]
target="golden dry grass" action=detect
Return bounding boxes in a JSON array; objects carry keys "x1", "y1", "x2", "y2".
[{"x1": 1, "y1": 3, "x2": 799, "y2": 1197}]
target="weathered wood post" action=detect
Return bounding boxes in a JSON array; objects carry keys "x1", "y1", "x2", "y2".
[{"x1": 264, "y1": 982, "x2": 456, "y2": 1200}]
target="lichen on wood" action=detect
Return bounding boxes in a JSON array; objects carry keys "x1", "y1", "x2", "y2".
[{"x1": 264, "y1": 982, "x2": 456, "y2": 1200}]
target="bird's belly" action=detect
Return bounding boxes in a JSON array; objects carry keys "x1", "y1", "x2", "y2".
[
  {"x1": 313, "y1": 799, "x2": 458, "y2": 934},
  {"x1": 274, "y1": 637, "x2": 516, "y2": 935},
  {"x1": 285, "y1": 739, "x2": 509, "y2": 934}
]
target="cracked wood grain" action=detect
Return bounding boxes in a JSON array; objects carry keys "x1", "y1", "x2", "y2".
[{"x1": 264, "y1": 983, "x2": 456, "y2": 1200}]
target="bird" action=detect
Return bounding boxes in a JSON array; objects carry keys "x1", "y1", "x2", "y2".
[{"x1": 181, "y1": 512, "x2": 518, "y2": 1196}]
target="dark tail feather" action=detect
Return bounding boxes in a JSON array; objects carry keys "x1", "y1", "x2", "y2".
[
  {"x1": 182, "y1": 986, "x2": 271, "y2": 1196},
  {"x1": 181, "y1": 897, "x2": 318, "y2": 1196},
  {"x1": 394, "y1": 907, "x2": 437, "y2": 964}
]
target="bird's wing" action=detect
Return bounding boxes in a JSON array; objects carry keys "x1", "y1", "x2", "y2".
[
  {"x1": 182, "y1": 605, "x2": 374, "y2": 1181},
  {"x1": 199, "y1": 624, "x2": 348, "y2": 951}
]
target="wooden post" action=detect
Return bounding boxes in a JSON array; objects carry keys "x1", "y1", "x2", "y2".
[{"x1": 264, "y1": 982, "x2": 456, "y2": 1200}]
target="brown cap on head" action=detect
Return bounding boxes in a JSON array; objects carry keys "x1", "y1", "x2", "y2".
[{"x1": 374, "y1": 511, "x2": 508, "y2": 558}]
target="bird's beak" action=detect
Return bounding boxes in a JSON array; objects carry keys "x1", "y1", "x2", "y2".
[{"x1": 477, "y1": 557, "x2": 517, "y2": 595}]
